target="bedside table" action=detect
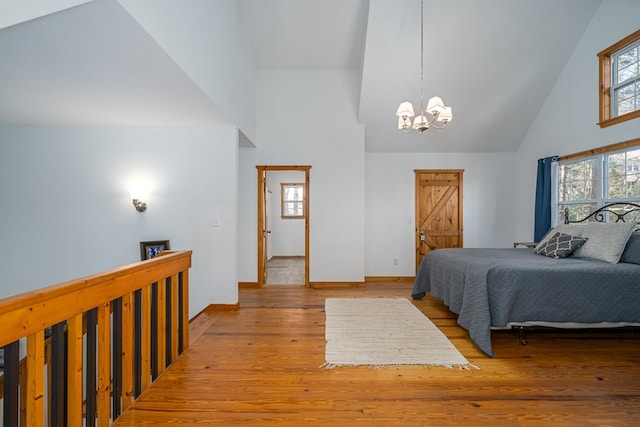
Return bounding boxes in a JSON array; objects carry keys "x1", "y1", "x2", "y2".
[{"x1": 513, "y1": 241, "x2": 537, "y2": 248}]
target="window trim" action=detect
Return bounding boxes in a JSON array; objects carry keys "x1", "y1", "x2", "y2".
[
  {"x1": 597, "y1": 29, "x2": 640, "y2": 128},
  {"x1": 280, "y1": 182, "x2": 305, "y2": 219},
  {"x1": 557, "y1": 137, "x2": 640, "y2": 162},
  {"x1": 554, "y1": 138, "x2": 640, "y2": 225}
]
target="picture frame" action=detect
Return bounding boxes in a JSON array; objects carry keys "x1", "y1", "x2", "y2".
[{"x1": 140, "y1": 240, "x2": 171, "y2": 261}]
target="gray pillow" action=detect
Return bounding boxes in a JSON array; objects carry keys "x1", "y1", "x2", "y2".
[
  {"x1": 535, "y1": 232, "x2": 588, "y2": 258},
  {"x1": 620, "y1": 232, "x2": 640, "y2": 264},
  {"x1": 535, "y1": 224, "x2": 586, "y2": 252},
  {"x1": 572, "y1": 221, "x2": 636, "y2": 264}
]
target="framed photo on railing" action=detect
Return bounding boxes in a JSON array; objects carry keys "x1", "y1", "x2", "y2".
[{"x1": 140, "y1": 240, "x2": 171, "y2": 261}]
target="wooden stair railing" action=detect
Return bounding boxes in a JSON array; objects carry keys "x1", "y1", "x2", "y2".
[{"x1": 0, "y1": 250, "x2": 192, "y2": 426}]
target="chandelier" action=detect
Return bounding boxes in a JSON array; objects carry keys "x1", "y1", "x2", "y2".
[{"x1": 396, "y1": 0, "x2": 452, "y2": 134}]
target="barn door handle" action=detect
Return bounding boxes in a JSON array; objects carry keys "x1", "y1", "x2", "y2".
[{"x1": 420, "y1": 231, "x2": 426, "y2": 241}]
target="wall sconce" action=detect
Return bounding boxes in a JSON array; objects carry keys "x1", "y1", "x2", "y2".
[
  {"x1": 132, "y1": 198, "x2": 147, "y2": 212},
  {"x1": 129, "y1": 181, "x2": 150, "y2": 213}
]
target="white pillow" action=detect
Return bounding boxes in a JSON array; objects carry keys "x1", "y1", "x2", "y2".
[{"x1": 572, "y1": 221, "x2": 636, "y2": 264}]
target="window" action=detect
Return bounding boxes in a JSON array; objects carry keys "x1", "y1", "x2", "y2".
[
  {"x1": 281, "y1": 183, "x2": 305, "y2": 219},
  {"x1": 597, "y1": 29, "x2": 640, "y2": 127},
  {"x1": 557, "y1": 157, "x2": 601, "y2": 222},
  {"x1": 556, "y1": 144, "x2": 640, "y2": 224}
]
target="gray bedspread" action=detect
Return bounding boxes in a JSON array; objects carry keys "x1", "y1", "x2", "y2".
[{"x1": 411, "y1": 248, "x2": 640, "y2": 356}]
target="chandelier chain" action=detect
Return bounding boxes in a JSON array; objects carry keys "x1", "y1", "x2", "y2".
[
  {"x1": 420, "y1": 0, "x2": 424, "y2": 112},
  {"x1": 395, "y1": 0, "x2": 452, "y2": 134}
]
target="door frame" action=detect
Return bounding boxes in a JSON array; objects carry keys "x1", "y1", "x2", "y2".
[{"x1": 256, "y1": 165, "x2": 311, "y2": 287}]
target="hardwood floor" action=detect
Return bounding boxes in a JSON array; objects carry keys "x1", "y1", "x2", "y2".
[{"x1": 113, "y1": 282, "x2": 640, "y2": 426}]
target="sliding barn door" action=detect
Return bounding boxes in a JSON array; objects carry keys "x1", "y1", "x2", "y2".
[{"x1": 415, "y1": 169, "x2": 464, "y2": 272}]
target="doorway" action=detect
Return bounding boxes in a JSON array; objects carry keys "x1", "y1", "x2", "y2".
[
  {"x1": 257, "y1": 166, "x2": 311, "y2": 287},
  {"x1": 414, "y1": 169, "x2": 464, "y2": 272}
]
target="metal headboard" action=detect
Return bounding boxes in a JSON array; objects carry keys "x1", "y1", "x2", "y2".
[{"x1": 564, "y1": 202, "x2": 640, "y2": 224}]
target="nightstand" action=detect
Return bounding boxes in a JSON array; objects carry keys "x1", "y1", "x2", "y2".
[{"x1": 513, "y1": 241, "x2": 537, "y2": 248}]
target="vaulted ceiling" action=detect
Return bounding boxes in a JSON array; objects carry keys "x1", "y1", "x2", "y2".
[{"x1": 0, "y1": 0, "x2": 602, "y2": 152}]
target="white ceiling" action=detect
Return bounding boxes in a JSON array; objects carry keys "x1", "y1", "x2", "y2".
[
  {"x1": 239, "y1": 0, "x2": 368, "y2": 70},
  {"x1": 0, "y1": 0, "x2": 602, "y2": 152},
  {"x1": 358, "y1": 0, "x2": 601, "y2": 152},
  {"x1": 0, "y1": 0, "x2": 225, "y2": 126}
]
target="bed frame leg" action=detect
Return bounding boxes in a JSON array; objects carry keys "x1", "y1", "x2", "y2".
[{"x1": 513, "y1": 326, "x2": 528, "y2": 345}]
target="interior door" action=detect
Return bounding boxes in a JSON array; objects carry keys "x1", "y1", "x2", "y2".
[
  {"x1": 265, "y1": 183, "x2": 272, "y2": 263},
  {"x1": 258, "y1": 168, "x2": 268, "y2": 285},
  {"x1": 415, "y1": 169, "x2": 464, "y2": 271}
]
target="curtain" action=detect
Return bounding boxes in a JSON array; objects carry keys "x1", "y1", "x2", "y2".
[
  {"x1": 550, "y1": 160, "x2": 559, "y2": 228},
  {"x1": 534, "y1": 156, "x2": 558, "y2": 242}
]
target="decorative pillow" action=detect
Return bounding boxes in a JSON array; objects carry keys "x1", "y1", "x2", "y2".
[
  {"x1": 620, "y1": 232, "x2": 640, "y2": 265},
  {"x1": 572, "y1": 221, "x2": 636, "y2": 264},
  {"x1": 535, "y1": 232, "x2": 588, "y2": 259},
  {"x1": 535, "y1": 224, "x2": 586, "y2": 252}
]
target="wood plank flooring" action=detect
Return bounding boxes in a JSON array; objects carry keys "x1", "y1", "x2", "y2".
[{"x1": 113, "y1": 282, "x2": 640, "y2": 426}]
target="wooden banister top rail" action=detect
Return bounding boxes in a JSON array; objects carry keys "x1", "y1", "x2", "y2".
[{"x1": 0, "y1": 250, "x2": 192, "y2": 348}]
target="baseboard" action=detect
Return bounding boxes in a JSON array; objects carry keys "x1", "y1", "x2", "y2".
[
  {"x1": 309, "y1": 281, "x2": 366, "y2": 289},
  {"x1": 365, "y1": 276, "x2": 415, "y2": 283},
  {"x1": 240, "y1": 279, "x2": 412, "y2": 288},
  {"x1": 188, "y1": 303, "x2": 239, "y2": 345},
  {"x1": 189, "y1": 303, "x2": 239, "y2": 322},
  {"x1": 238, "y1": 282, "x2": 258, "y2": 289},
  {"x1": 208, "y1": 303, "x2": 240, "y2": 311}
]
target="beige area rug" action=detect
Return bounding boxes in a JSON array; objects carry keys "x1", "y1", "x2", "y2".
[{"x1": 322, "y1": 297, "x2": 475, "y2": 369}]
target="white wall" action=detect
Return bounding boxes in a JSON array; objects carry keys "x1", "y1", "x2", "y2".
[
  {"x1": 238, "y1": 70, "x2": 365, "y2": 283},
  {"x1": 0, "y1": 125, "x2": 239, "y2": 315},
  {"x1": 238, "y1": 71, "x2": 518, "y2": 281},
  {"x1": 365, "y1": 152, "x2": 517, "y2": 276},
  {"x1": 119, "y1": 0, "x2": 257, "y2": 143},
  {"x1": 514, "y1": 0, "x2": 640, "y2": 240},
  {"x1": 0, "y1": 0, "x2": 93, "y2": 29},
  {"x1": 266, "y1": 171, "x2": 305, "y2": 257}
]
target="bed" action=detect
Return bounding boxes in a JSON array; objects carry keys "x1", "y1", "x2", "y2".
[{"x1": 411, "y1": 203, "x2": 640, "y2": 356}]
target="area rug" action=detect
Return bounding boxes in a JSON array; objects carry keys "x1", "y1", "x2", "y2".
[{"x1": 322, "y1": 297, "x2": 474, "y2": 369}]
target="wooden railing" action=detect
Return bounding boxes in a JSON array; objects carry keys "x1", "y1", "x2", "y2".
[{"x1": 0, "y1": 250, "x2": 192, "y2": 426}]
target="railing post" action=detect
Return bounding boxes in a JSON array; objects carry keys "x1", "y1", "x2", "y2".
[
  {"x1": 86, "y1": 308, "x2": 97, "y2": 426},
  {"x1": 170, "y1": 273, "x2": 179, "y2": 362},
  {"x1": 51, "y1": 322, "x2": 66, "y2": 427},
  {"x1": 3, "y1": 341, "x2": 20, "y2": 426},
  {"x1": 112, "y1": 297, "x2": 123, "y2": 418},
  {"x1": 97, "y1": 301, "x2": 111, "y2": 426},
  {"x1": 121, "y1": 292, "x2": 134, "y2": 410},
  {"x1": 67, "y1": 314, "x2": 83, "y2": 427},
  {"x1": 179, "y1": 270, "x2": 190, "y2": 352},
  {"x1": 157, "y1": 279, "x2": 167, "y2": 372},
  {"x1": 141, "y1": 285, "x2": 152, "y2": 392},
  {"x1": 25, "y1": 330, "x2": 45, "y2": 426}
]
